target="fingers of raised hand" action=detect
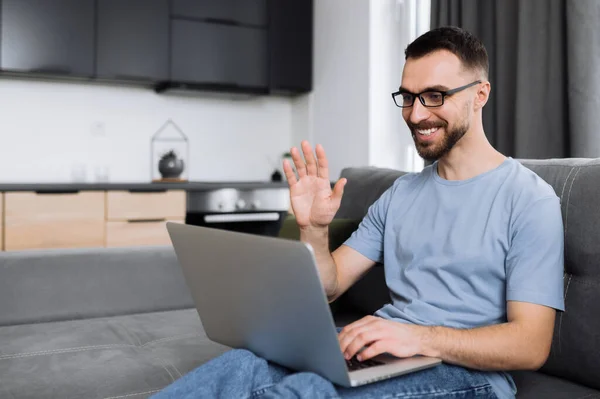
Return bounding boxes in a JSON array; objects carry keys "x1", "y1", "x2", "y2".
[
  {"x1": 282, "y1": 158, "x2": 297, "y2": 185},
  {"x1": 290, "y1": 147, "x2": 307, "y2": 178},
  {"x1": 331, "y1": 178, "x2": 347, "y2": 203},
  {"x1": 315, "y1": 144, "x2": 329, "y2": 181},
  {"x1": 302, "y1": 141, "x2": 318, "y2": 177}
]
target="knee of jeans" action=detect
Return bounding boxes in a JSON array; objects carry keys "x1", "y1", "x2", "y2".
[
  {"x1": 266, "y1": 372, "x2": 337, "y2": 397},
  {"x1": 222, "y1": 348, "x2": 259, "y2": 363}
]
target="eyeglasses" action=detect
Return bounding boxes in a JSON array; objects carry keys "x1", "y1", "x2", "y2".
[{"x1": 391, "y1": 80, "x2": 481, "y2": 108}]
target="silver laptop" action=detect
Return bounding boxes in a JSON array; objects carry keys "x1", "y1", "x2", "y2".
[{"x1": 166, "y1": 222, "x2": 441, "y2": 387}]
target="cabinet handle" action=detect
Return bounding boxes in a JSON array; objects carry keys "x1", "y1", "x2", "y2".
[
  {"x1": 128, "y1": 189, "x2": 168, "y2": 193},
  {"x1": 126, "y1": 219, "x2": 166, "y2": 223},
  {"x1": 35, "y1": 190, "x2": 80, "y2": 195},
  {"x1": 112, "y1": 74, "x2": 153, "y2": 82},
  {"x1": 28, "y1": 66, "x2": 73, "y2": 75},
  {"x1": 204, "y1": 17, "x2": 241, "y2": 26}
]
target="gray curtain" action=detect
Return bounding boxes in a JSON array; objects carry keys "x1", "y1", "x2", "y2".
[
  {"x1": 431, "y1": 0, "x2": 600, "y2": 159},
  {"x1": 567, "y1": 0, "x2": 600, "y2": 158}
]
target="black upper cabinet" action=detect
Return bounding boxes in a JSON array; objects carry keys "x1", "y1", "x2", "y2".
[
  {"x1": 268, "y1": 0, "x2": 313, "y2": 93},
  {"x1": 171, "y1": 20, "x2": 268, "y2": 90},
  {"x1": 0, "y1": 0, "x2": 95, "y2": 77},
  {"x1": 171, "y1": 0, "x2": 267, "y2": 27},
  {"x1": 96, "y1": 0, "x2": 169, "y2": 81},
  {"x1": 0, "y1": 0, "x2": 312, "y2": 95}
]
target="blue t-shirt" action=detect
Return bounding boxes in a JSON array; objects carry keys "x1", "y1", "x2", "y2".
[{"x1": 344, "y1": 158, "x2": 565, "y2": 399}]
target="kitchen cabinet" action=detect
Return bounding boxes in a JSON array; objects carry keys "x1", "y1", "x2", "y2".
[
  {"x1": 0, "y1": 0, "x2": 95, "y2": 77},
  {"x1": 1, "y1": 189, "x2": 186, "y2": 250},
  {"x1": 105, "y1": 190, "x2": 186, "y2": 247},
  {"x1": 4, "y1": 192, "x2": 105, "y2": 251},
  {"x1": 268, "y1": 0, "x2": 313, "y2": 93},
  {"x1": 96, "y1": 0, "x2": 169, "y2": 81},
  {"x1": 105, "y1": 219, "x2": 183, "y2": 247},
  {"x1": 106, "y1": 190, "x2": 186, "y2": 221},
  {"x1": 170, "y1": 20, "x2": 268, "y2": 89},
  {"x1": 171, "y1": 0, "x2": 267, "y2": 27}
]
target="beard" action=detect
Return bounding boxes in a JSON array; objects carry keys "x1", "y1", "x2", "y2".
[{"x1": 409, "y1": 118, "x2": 469, "y2": 162}]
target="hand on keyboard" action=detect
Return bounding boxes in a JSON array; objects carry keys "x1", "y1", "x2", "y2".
[{"x1": 345, "y1": 356, "x2": 384, "y2": 371}]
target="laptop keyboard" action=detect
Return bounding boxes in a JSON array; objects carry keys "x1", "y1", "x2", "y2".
[{"x1": 346, "y1": 356, "x2": 385, "y2": 371}]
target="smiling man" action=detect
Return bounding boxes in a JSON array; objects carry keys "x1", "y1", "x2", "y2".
[{"x1": 152, "y1": 27, "x2": 564, "y2": 399}]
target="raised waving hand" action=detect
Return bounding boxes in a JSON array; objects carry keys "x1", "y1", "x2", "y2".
[{"x1": 282, "y1": 141, "x2": 347, "y2": 230}]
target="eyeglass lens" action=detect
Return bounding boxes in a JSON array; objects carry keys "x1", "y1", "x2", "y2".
[{"x1": 400, "y1": 92, "x2": 444, "y2": 107}]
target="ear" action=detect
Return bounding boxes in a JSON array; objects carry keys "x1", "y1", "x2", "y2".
[{"x1": 474, "y1": 81, "x2": 491, "y2": 111}]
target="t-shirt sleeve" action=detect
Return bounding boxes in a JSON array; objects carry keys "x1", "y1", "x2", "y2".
[
  {"x1": 506, "y1": 195, "x2": 565, "y2": 311},
  {"x1": 343, "y1": 182, "x2": 397, "y2": 263}
]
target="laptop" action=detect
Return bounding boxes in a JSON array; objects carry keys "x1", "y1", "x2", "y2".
[{"x1": 166, "y1": 222, "x2": 441, "y2": 387}]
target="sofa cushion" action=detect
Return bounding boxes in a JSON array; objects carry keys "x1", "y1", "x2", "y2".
[
  {"x1": 0, "y1": 246, "x2": 194, "y2": 326},
  {"x1": 510, "y1": 371, "x2": 600, "y2": 399},
  {"x1": 0, "y1": 309, "x2": 229, "y2": 399}
]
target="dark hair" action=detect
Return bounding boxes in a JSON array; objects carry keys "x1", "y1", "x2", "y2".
[{"x1": 405, "y1": 26, "x2": 489, "y2": 78}]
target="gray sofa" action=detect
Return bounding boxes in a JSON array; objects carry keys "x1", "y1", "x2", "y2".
[{"x1": 1, "y1": 158, "x2": 599, "y2": 398}]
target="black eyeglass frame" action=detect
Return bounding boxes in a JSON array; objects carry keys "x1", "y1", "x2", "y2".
[{"x1": 391, "y1": 80, "x2": 482, "y2": 108}]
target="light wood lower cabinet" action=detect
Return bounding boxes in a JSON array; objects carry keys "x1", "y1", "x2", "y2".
[
  {"x1": 4, "y1": 192, "x2": 105, "y2": 251},
  {"x1": 1, "y1": 189, "x2": 187, "y2": 250},
  {"x1": 105, "y1": 190, "x2": 186, "y2": 247},
  {"x1": 106, "y1": 190, "x2": 186, "y2": 221},
  {"x1": 105, "y1": 219, "x2": 184, "y2": 247}
]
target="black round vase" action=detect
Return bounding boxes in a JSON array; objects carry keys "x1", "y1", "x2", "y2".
[{"x1": 158, "y1": 156, "x2": 184, "y2": 179}]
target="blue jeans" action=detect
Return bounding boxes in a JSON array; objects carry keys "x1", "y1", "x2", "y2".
[{"x1": 151, "y1": 349, "x2": 498, "y2": 399}]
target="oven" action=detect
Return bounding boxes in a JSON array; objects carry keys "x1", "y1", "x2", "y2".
[{"x1": 185, "y1": 188, "x2": 290, "y2": 237}]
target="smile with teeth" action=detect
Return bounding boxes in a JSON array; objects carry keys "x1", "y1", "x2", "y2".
[{"x1": 416, "y1": 127, "x2": 440, "y2": 136}]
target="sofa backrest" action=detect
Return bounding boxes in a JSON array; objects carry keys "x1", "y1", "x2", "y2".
[
  {"x1": 516, "y1": 158, "x2": 600, "y2": 389},
  {"x1": 0, "y1": 246, "x2": 194, "y2": 326},
  {"x1": 336, "y1": 166, "x2": 408, "y2": 219},
  {"x1": 337, "y1": 158, "x2": 600, "y2": 389}
]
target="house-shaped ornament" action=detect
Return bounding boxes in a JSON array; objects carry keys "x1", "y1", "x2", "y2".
[{"x1": 150, "y1": 119, "x2": 189, "y2": 182}]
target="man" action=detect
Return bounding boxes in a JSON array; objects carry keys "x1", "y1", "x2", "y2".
[{"x1": 152, "y1": 26, "x2": 564, "y2": 399}]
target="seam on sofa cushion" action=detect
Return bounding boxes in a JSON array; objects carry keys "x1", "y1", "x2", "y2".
[
  {"x1": 163, "y1": 358, "x2": 183, "y2": 378},
  {"x1": 0, "y1": 333, "x2": 203, "y2": 360},
  {"x1": 0, "y1": 343, "x2": 132, "y2": 360},
  {"x1": 564, "y1": 166, "x2": 582, "y2": 269},
  {"x1": 141, "y1": 333, "x2": 202, "y2": 347},
  {"x1": 151, "y1": 353, "x2": 178, "y2": 382},
  {"x1": 558, "y1": 273, "x2": 573, "y2": 354},
  {"x1": 560, "y1": 166, "x2": 576, "y2": 204},
  {"x1": 564, "y1": 274, "x2": 574, "y2": 300},
  {"x1": 103, "y1": 389, "x2": 161, "y2": 399}
]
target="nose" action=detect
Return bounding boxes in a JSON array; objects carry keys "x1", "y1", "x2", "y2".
[{"x1": 405, "y1": 99, "x2": 431, "y2": 125}]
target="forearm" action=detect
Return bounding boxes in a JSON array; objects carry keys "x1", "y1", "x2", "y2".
[
  {"x1": 421, "y1": 322, "x2": 548, "y2": 371},
  {"x1": 300, "y1": 226, "x2": 338, "y2": 299}
]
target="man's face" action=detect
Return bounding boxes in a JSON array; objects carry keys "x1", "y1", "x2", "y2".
[{"x1": 400, "y1": 50, "x2": 477, "y2": 162}]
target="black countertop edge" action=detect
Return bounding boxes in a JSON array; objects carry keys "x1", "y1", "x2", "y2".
[{"x1": 0, "y1": 181, "x2": 290, "y2": 192}]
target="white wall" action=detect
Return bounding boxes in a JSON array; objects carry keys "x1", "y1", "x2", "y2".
[
  {"x1": 309, "y1": 0, "x2": 371, "y2": 181},
  {"x1": 298, "y1": 0, "x2": 429, "y2": 180},
  {"x1": 0, "y1": 77, "x2": 293, "y2": 182}
]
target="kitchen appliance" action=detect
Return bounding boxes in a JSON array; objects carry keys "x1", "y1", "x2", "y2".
[{"x1": 186, "y1": 187, "x2": 290, "y2": 237}]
